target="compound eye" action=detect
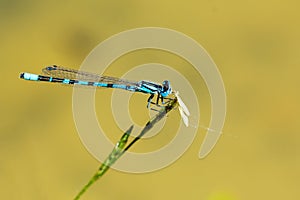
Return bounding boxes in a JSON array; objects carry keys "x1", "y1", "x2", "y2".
[{"x1": 162, "y1": 80, "x2": 170, "y2": 91}]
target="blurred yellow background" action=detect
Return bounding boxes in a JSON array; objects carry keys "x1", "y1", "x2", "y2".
[{"x1": 1, "y1": 0, "x2": 299, "y2": 199}]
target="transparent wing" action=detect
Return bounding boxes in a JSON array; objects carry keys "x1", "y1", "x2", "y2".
[
  {"x1": 42, "y1": 65, "x2": 140, "y2": 86},
  {"x1": 179, "y1": 106, "x2": 189, "y2": 127},
  {"x1": 176, "y1": 95, "x2": 190, "y2": 116},
  {"x1": 174, "y1": 92, "x2": 190, "y2": 116},
  {"x1": 174, "y1": 91, "x2": 190, "y2": 127}
]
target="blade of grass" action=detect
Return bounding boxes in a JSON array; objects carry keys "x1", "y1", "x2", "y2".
[
  {"x1": 74, "y1": 125, "x2": 133, "y2": 200},
  {"x1": 74, "y1": 97, "x2": 178, "y2": 199},
  {"x1": 122, "y1": 96, "x2": 178, "y2": 154}
]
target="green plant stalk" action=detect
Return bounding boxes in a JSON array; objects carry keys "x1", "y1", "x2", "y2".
[
  {"x1": 122, "y1": 97, "x2": 178, "y2": 154},
  {"x1": 74, "y1": 126, "x2": 132, "y2": 200},
  {"x1": 74, "y1": 97, "x2": 178, "y2": 199}
]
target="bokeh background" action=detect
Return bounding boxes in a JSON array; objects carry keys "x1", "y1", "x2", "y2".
[{"x1": 1, "y1": 0, "x2": 299, "y2": 199}]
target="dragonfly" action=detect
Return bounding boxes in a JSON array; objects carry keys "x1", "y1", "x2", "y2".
[{"x1": 20, "y1": 65, "x2": 190, "y2": 126}]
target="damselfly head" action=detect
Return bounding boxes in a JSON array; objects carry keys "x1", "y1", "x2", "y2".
[{"x1": 161, "y1": 80, "x2": 172, "y2": 97}]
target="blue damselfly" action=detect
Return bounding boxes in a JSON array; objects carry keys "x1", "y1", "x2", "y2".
[{"x1": 20, "y1": 65, "x2": 190, "y2": 126}]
